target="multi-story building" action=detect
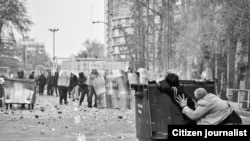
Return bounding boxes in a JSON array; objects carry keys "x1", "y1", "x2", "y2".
[
  {"x1": 104, "y1": 0, "x2": 183, "y2": 71},
  {"x1": 16, "y1": 37, "x2": 45, "y2": 68},
  {"x1": 104, "y1": 0, "x2": 134, "y2": 59},
  {"x1": 0, "y1": 37, "x2": 16, "y2": 56}
]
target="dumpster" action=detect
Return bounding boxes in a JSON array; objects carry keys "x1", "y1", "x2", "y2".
[
  {"x1": 132, "y1": 80, "x2": 215, "y2": 141},
  {"x1": 4, "y1": 78, "x2": 37, "y2": 110}
]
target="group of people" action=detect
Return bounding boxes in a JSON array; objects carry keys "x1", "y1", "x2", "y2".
[
  {"x1": 15, "y1": 68, "x2": 244, "y2": 125},
  {"x1": 156, "y1": 73, "x2": 242, "y2": 125},
  {"x1": 35, "y1": 71, "x2": 58, "y2": 97},
  {"x1": 35, "y1": 69, "x2": 99, "y2": 108}
]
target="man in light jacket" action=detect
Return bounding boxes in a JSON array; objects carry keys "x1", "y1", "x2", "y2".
[{"x1": 176, "y1": 88, "x2": 240, "y2": 125}]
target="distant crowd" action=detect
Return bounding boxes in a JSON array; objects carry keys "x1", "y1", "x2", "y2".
[{"x1": 32, "y1": 69, "x2": 100, "y2": 108}]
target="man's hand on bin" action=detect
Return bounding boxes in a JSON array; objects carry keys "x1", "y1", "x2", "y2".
[{"x1": 176, "y1": 94, "x2": 188, "y2": 108}]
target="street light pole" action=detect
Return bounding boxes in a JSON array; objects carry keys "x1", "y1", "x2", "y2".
[
  {"x1": 92, "y1": 21, "x2": 111, "y2": 26},
  {"x1": 48, "y1": 28, "x2": 59, "y2": 70}
]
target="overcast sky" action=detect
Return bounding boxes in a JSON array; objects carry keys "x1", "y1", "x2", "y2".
[{"x1": 26, "y1": 0, "x2": 105, "y2": 58}]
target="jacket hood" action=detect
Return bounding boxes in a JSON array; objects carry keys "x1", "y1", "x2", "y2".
[{"x1": 79, "y1": 72, "x2": 84, "y2": 78}]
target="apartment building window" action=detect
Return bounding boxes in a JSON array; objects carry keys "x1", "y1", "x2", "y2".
[
  {"x1": 115, "y1": 4, "x2": 119, "y2": 9},
  {"x1": 113, "y1": 38, "x2": 116, "y2": 45},
  {"x1": 114, "y1": 46, "x2": 120, "y2": 54},
  {"x1": 125, "y1": 18, "x2": 130, "y2": 25},
  {"x1": 108, "y1": 46, "x2": 114, "y2": 52},
  {"x1": 115, "y1": 29, "x2": 119, "y2": 36},
  {"x1": 117, "y1": 19, "x2": 121, "y2": 26},
  {"x1": 111, "y1": 30, "x2": 115, "y2": 36},
  {"x1": 119, "y1": 29, "x2": 123, "y2": 35},
  {"x1": 120, "y1": 38, "x2": 125, "y2": 44},
  {"x1": 121, "y1": 19, "x2": 126, "y2": 25}
]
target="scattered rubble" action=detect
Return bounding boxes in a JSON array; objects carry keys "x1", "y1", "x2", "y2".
[
  {"x1": 0, "y1": 95, "x2": 137, "y2": 140},
  {"x1": 40, "y1": 130, "x2": 45, "y2": 134}
]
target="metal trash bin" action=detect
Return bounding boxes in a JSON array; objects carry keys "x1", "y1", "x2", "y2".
[
  {"x1": 4, "y1": 78, "x2": 37, "y2": 110},
  {"x1": 132, "y1": 80, "x2": 215, "y2": 141}
]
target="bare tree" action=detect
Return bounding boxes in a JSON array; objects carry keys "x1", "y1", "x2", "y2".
[{"x1": 81, "y1": 39, "x2": 105, "y2": 58}]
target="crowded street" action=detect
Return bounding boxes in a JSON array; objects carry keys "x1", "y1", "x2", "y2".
[
  {"x1": 2, "y1": 0, "x2": 250, "y2": 140},
  {"x1": 0, "y1": 94, "x2": 137, "y2": 141}
]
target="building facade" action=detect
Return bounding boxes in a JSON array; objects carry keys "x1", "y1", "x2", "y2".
[
  {"x1": 0, "y1": 37, "x2": 17, "y2": 56},
  {"x1": 16, "y1": 37, "x2": 45, "y2": 69},
  {"x1": 104, "y1": 0, "x2": 134, "y2": 59}
]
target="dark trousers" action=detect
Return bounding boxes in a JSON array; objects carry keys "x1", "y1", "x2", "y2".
[
  {"x1": 219, "y1": 110, "x2": 242, "y2": 125},
  {"x1": 79, "y1": 85, "x2": 88, "y2": 106},
  {"x1": 88, "y1": 86, "x2": 97, "y2": 108},
  {"x1": 59, "y1": 86, "x2": 68, "y2": 104},
  {"x1": 47, "y1": 84, "x2": 53, "y2": 95},
  {"x1": 39, "y1": 85, "x2": 45, "y2": 95},
  {"x1": 52, "y1": 85, "x2": 58, "y2": 96}
]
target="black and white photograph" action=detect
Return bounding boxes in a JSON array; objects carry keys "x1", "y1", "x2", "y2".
[{"x1": 0, "y1": 0, "x2": 250, "y2": 141}]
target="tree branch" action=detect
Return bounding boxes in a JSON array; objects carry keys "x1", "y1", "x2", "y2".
[
  {"x1": 228, "y1": 0, "x2": 250, "y2": 15},
  {"x1": 116, "y1": 24, "x2": 135, "y2": 61},
  {"x1": 135, "y1": 0, "x2": 162, "y2": 17}
]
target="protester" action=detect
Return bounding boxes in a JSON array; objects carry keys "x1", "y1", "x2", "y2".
[
  {"x1": 37, "y1": 72, "x2": 46, "y2": 95},
  {"x1": 156, "y1": 73, "x2": 196, "y2": 125},
  {"x1": 18, "y1": 70, "x2": 25, "y2": 79},
  {"x1": 78, "y1": 72, "x2": 88, "y2": 106},
  {"x1": 52, "y1": 71, "x2": 59, "y2": 96},
  {"x1": 46, "y1": 71, "x2": 53, "y2": 96},
  {"x1": 176, "y1": 88, "x2": 242, "y2": 125},
  {"x1": 57, "y1": 70, "x2": 70, "y2": 105},
  {"x1": 20, "y1": 70, "x2": 25, "y2": 79},
  {"x1": 0, "y1": 78, "x2": 5, "y2": 108},
  {"x1": 69, "y1": 73, "x2": 78, "y2": 101},
  {"x1": 29, "y1": 71, "x2": 35, "y2": 79},
  {"x1": 88, "y1": 69, "x2": 98, "y2": 108}
]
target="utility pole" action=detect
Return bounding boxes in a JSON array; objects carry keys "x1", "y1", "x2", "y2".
[
  {"x1": 167, "y1": 0, "x2": 171, "y2": 70},
  {"x1": 48, "y1": 28, "x2": 59, "y2": 70}
]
